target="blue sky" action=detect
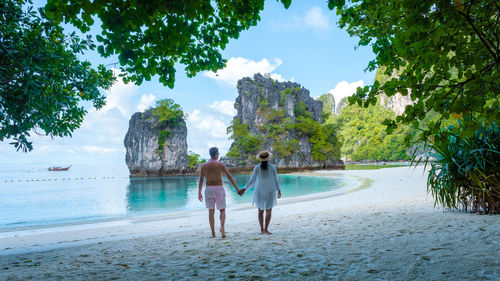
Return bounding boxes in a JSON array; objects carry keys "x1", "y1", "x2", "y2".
[{"x1": 0, "y1": 1, "x2": 375, "y2": 166}]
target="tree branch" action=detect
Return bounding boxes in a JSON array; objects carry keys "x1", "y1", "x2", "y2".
[{"x1": 456, "y1": 6, "x2": 499, "y2": 62}]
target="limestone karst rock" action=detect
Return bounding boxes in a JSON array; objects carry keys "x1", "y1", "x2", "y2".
[
  {"x1": 222, "y1": 73, "x2": 344, "y2": 172},
  {"x1": 124, "y1": 110, "x2": 188, "y2": 177}
]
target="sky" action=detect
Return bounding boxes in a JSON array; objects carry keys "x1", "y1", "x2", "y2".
[{"x1": 0, "y1": 1, "x2": 375, "y2": 166}]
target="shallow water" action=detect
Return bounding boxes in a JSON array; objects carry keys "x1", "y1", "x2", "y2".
[{"x1": 0, "y1": 163, "x2": 343, "y2": 230}]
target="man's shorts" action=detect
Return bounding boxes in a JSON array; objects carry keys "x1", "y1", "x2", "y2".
[{"x1": 205, "y1": 186, "x2": 226, "y2": 210}]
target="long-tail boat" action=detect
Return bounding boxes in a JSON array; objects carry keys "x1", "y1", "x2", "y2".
[{"x1": 48, "y1": 165, "x2": 71, "y2": 171}]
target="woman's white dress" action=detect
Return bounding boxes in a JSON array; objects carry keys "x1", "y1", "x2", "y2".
[{"x1": 243, "y1": 163, "x2": 280, "y2": 210}]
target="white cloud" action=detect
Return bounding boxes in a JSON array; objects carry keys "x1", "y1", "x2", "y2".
[
  {"x1": 101, "y1": 69, "x2": 139, "y2": 117},
  {"x1": 328, "y1": 80, "x2": 365, "y2": 103},
  {"x1": 271, "y1": 6, "x2": 331, "y2": 33},
  {"x1": 209, "y1": 100, "x2": 237, "y2": 116},
  {"x1": 203, "y1": 57, "x2": 285, "y2": 86},
  {"x1": 187, "y1": 104, "x2": 235, "y2": 159},
  {"x1": 269, "y1": 73, "x2": 294, "y2": 82},
  {"x1": 304, "y1": 6, "x2": 331, "y2": 31},
  {"x1": 188, "y1": 111, "x2": 228, "y2": 138},
  {"x1": 83, "y1": 146, "x2": 120, "y2": 154},
  {"x1": 188, "y1": 109, "x2": 202, "y2": 123},
  {"x1": 137, "y1": 94, "x2": 156, "y2": 112}
]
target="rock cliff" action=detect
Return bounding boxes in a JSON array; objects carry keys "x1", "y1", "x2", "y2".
[
  {"x1": 222, "y1": 73, "x2": 344, "y2": 172},
  {"x1": 379, "y1": 92, "x2": 413, "y2": 116},
  {"x1": 318, "y1": 92, "x2": 412, "y2": 116},
  {"x1": 124, "y1": 110, "x2": 188, "y2": 177},
  {"x1": 317, "y1": 93, "x2": 335, "y2": 115}
]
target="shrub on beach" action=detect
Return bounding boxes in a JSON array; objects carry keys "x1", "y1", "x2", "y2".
[{"x1": 423, "y1": 118, "x2": 499, "y2": 214}]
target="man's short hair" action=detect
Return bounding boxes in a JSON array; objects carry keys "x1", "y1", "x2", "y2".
[{"x1": 209, "y1": 147, "x2": 219, "y2": 159}]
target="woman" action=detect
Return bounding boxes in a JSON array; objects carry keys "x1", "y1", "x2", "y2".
[{"x1": 239, "y1": 150, "x2": 281, "y2": 234}]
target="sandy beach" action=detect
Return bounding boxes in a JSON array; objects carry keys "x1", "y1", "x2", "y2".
[{"x1": 1, "y1": 166, "x2": 499, "y2": 280}]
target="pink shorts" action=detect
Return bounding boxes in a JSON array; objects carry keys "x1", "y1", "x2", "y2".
[{"x1": 205, "y1": 186, "x2": 226, "y2": 210}]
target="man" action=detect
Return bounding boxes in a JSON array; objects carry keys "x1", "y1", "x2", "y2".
[{"x1": 198, "y1": 147, "x2": 240, "y2": 238}]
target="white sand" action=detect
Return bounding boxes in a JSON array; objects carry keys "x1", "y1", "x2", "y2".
[{"x1": 1, "y1": 166, "x2": 499, "y2": 280}]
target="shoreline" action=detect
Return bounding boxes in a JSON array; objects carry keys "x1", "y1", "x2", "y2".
[
  {"x1": 0, "y1": 171, "x2": 363, "y2": 254},
  {"x1": 1, "y1": 166, "x2": 499, "y2": 280},
  {"x1": 127, "y1": 161, "x2": 346, "y2": 177},
  {"x1": 0, "y1": 172, "x2": 358, "y2": 235}
]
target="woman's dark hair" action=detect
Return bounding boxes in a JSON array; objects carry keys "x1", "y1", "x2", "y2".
[{"x1": 260, "y1": 161, "x2": 268, "y2": 170}]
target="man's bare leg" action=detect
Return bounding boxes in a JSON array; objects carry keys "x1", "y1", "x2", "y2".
[
  {"x1": 263, "y1": 208, "x2": 272, "y2": 234},
  {"x1": 219, "y1": 209, "x2": 226, "y2": 238},
  {"x1": 208, "y1": 209, "x2": 216, "y2": 237},
  {"x1": 258, "y1": 209, "x2": 264, "y2": 233}
]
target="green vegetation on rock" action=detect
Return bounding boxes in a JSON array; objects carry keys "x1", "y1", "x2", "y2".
[
  {"x1": 150, "y1": 99, "x2": 184, "y2": 125},
  {"x1": 227, "y1": 84, "x2": 340, "y2": 162},
  {"x1": 226, "y1": 119, "x2": 263, "y2": 160},
  {"x1": 187, "y1": 151, "x2": 206, "y2": 169},
  {"x1": 148, "y1": 99, "x2": 185, "y2": 154},
  {"x1": 157, "y1": 130, "x2": 172, "y2": 153}
]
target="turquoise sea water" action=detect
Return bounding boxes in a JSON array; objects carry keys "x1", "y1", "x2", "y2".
[{"x1": 0, "y1": 163, "x2": 342, "y2": 230}]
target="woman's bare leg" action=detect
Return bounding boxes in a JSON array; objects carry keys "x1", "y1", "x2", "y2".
[
  {"x1": 258, "y1": 209, "x2": 264, "y2": 233},
  {"x1": 263, "y1": 208, "x2": 272, "y2": 234}
]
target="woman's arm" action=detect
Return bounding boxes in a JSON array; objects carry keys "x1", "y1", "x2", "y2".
[
  {"x1": 243, "y1": 166, "x2": 258, "y2": 191},
  {"x1": 273, "y1": 165, "x2": 280, "y2": 191}
]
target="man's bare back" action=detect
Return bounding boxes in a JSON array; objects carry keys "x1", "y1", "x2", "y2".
[{"x1": 200, "y1": 160, "x2": 235, "y2": 186}]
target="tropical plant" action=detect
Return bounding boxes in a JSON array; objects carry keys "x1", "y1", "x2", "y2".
[
  {"x1": 0, "y1": 0, "x2": 115, "y2": 151},
  {"x1": 423, "y1": 118, "x2": 499, "y2": 214},
  {"x1": 294, "y1": 116, "x2": 339, "y2": 161}
]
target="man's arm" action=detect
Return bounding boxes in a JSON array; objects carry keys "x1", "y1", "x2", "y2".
[
  {"x1": 198, "y1": 166, "x2": 204, "y2": 202},
  {"x1": 222, "y1": 164, "x2": 239, "y2": 192}
]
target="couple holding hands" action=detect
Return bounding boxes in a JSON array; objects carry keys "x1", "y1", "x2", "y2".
[{"x1": 198, "y1": 147, "x2": 281, "y2": 238}]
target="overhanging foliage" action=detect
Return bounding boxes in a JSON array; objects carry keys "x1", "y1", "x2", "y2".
[
  {"x1": 44, "y1": 0, "x2": 292, "y2": 87},
  {"x1": 0, "y1": 0, "x2": 115, "y2": 151},
  {"x1": 329, "y1": 0, "x2": 499, "y2": 139}
]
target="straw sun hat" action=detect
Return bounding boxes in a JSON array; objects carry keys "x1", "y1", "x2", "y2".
[{"x1": 256, "y1": 150, "x2": 272, "y2": 161}]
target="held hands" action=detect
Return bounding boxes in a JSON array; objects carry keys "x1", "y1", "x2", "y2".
[{"x1": 237, "y1": 188, "x2": 245, "y2": 196}]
